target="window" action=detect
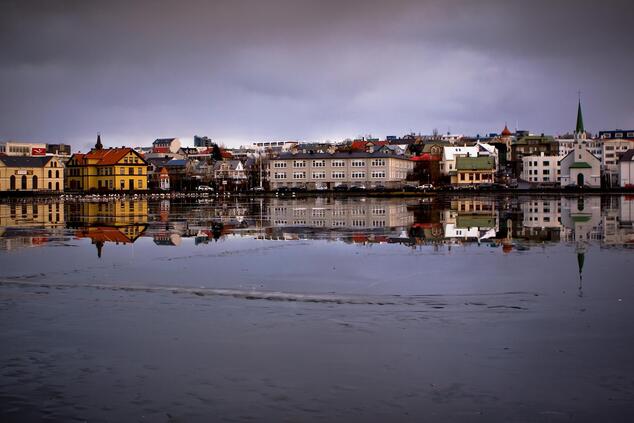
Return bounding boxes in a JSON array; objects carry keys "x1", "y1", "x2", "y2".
[
  {"x1": 274, "y1": 172, "x2": 286, "y2": 179},
  {"x1": 312, "y1": 160, "x2": 325, "y2": 167},
  {"x1": 293, "y1": 160, "x2": 306, "y2": 168},
  {"x1": 138, "y1": 168, "x2": 143, "y2": 175},
  {"x1": 273, "y1": 161, "x2": 287, "y2": 168},
  {"x1": 543, "y1": 169, "x2": 550, "y2": 175},
  {"x1": 312, "y1": 172, "x2": 326, "y2": 179},
  {"x1": 543, "y1": 161, "x2": 550, "y2": 166},
  {"x1": 460, "y1": 173, "x2": 466, "y2": 181},
  {"x1": 332, "y1": 171, "x2": 345, "y2": 179},
  {"x1": 371, "y1": 171, "x2": 385, "y2": 178},
  {"x1": 138, "y1": 180, "x2": 143, "y2": 188},
  {"x1": 351, "y1": 160, "x2": 366, "y2": 167},
  {"x1": 48, "y1": 170, "x2": 52, "y2": 178},
  {"x1": 293, "y1": 172, "x2": 306, "y2": 179},
  {"x1": 332, "y1": 160, "x2": 345, "y2": 167},
  {"x1": 120, "y1": 167, "x2": 125, "y2": 175},
  {"x1": 605, "y1": 146, "x2": 614, "y2": 151},
  {"x1": 615, "y1": 132, "x2": 623, "y2": 138},
  {"x1": 352, "y1": 172, "x2": 366, "y2": 179},
  {"x1": 627, "y1": 132, "x2": 634, "y2": 138},
  {"x1": 129, "y1": 168, "x2": 134, "y2": 175},
  {"x1": 371, "y1": 159, "x2": 386, "y2": 166}
]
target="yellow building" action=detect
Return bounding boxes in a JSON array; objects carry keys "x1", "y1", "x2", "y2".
[
  {"x1": 0, "y1": 156, "x2": 65, "y2": 192},
  {"x1": 65, "y1": 135, "x2": 148, "y2": 191}
]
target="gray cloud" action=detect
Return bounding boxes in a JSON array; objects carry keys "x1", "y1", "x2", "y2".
[{"x1": 1, "y1": 0, "x2": 633, "y2": 148}]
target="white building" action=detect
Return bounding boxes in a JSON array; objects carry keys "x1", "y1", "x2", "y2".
[
  {"x1": 603, "y1": 139, "x2": 634, "y2": 187},
  {"x1": 559, "y1": 101, "x2": 601, "y2": 188},
  {"x1": 0, "y1": 141, "x2": 47, "y2": 156},
  {"x1": 557, "y1": 138, "x2": 602, "y2": 161},
  {"x1": 619, "y1": 150, "x2": 634, "y2": 188},
  {"x1": 521, "y1": 152, "x2": 560, "y2": 184},
  {"x1": 441, "y1": 142, "x2": 498, "y2": 176}
]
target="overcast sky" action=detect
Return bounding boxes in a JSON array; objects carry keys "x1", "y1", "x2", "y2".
[{"x1": 1, "y1": 0, "x2": 633, "y2": 150}]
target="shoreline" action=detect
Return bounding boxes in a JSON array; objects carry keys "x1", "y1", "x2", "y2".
[{"x1": 1, "y1": 187, "x2": 634, "y2": 201}]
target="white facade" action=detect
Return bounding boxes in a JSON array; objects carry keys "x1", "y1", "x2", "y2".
[
  {"x1": 557, "y1": 138, "x2": 602, "y2": 161},
  {"x1": 603, "y1": 139, "x2": 634, "y2": 186},
  {"x1": 441, "y1": 142, "x2": 498, "y2": 175},
  {"x1": 521, "y1": 152, "x2": 560, "y2": 183},
  {"x1": 619, "y1": 151, "x2": 634, "y2": 187},
  {"x1": 559, "y1": 141, "x2": 601, "y2": 188},
  {"x1": 0, "y1": 141, "x2": 47, "y2": 156}
]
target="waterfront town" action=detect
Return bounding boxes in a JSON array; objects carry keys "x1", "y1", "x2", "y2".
[{"x1": 1, "y1": 102, "x2": 634, "y2": 194}]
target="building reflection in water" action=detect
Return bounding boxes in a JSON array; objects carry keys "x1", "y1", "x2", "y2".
[
  {"x1": 1, "y1": 196, "x2": 633, "y2": 262},
  {"x1": 65, "y1": 200, "x2": 148, "y2": 258},
  {"x1": 0, "y1": 202, "x2": 66, "y2": 251}
]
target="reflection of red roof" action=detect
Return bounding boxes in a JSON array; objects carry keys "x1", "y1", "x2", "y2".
[
  {"x1": 352, "y1": 234, "x2": 368, "y2": 243},
  {"x1": 502, "y1": 243, "x2": 513, "y2": 253},
  {"x1": 75, "y1": 227, "x2": 132, "y2": 243},
  {"x1": 32, "y1": 237, "x2": 49, "y2": 245},
  {"x1": 411, "y1": 222, "x2": 441, "y2": 229}
]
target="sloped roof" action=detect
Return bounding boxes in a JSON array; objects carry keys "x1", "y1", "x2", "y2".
[
  {"x1": 0, "y1": 156, "x2": 53, "y2": 167},
  {"x1": 620, "y1": 149, "x2": 634, "y2": 162},
  {"x1": 71, "y1": 148, "x2": 146, "y2": 166},
  {"x1": 570, "y1": 162, "x2": 592, "y2": 169},
  {"x1": 456, "y1": 156, "x2": 494, "y2": 170}
]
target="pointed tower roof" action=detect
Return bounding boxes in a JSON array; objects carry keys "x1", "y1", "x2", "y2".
[
  {"x1": 501, "y1": 124, "x2": 512, "y2": 137},
  {"x1": 575, "y1": 100, "x2": 585, "y2": 134},
  {"x1": 95, "y1": 134, "x2": 103, "y2": 150}
]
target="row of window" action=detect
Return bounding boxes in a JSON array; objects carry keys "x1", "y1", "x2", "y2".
[
  {"x1": 272, "y1": 159, "x2": 387, "y2": 168},
  {"x1": 274, "y1": 171, "x2": 387, "y2": 179}
]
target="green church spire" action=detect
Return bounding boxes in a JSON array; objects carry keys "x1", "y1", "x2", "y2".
[{"x1": 575, "y1": 99, "x2": 585, "y2": 134}]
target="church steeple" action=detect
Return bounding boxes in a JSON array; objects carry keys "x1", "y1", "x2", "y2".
[
  {"x1": 575, "y1": 99, "x2": 585, "y2": 135},
  {"x1": 95, "y1": 133, "x2": 103, "y2": 150}
]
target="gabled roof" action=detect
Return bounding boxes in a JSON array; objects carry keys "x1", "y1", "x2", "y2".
[
  {"x1": 0, "y1": 156, "x2": 53, "y2": 167},
  {"x1": 153, "y1": 138, "x2": 177, "y2": 145},
  {"x1": 456, "y1": 156, "x2": 495, "y2": 171},
  {"x1": 70, "y1": 148, "x2": 146, "y2": 166},
  {"x1": 619, "y1": 149, "x2": 634, "y2": 162},
  {"x1": 570, "y1": 162, "x2": 592, "y2": 169}
]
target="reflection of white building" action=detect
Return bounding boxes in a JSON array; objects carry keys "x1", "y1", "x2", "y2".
[
  {"x1": 441, "y1": 199, "x2": 498, "y2": 242},
  {"x1": 603, "y1": 196, "x2": 634, "y2": 245},
  {"x1": 267, "y1": 198, "x2": 413, "y2": 229},
  {"x1": 521, "y1": 199, "x2": 561, "y2": 228}
]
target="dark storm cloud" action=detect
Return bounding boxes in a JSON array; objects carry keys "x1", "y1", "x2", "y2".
[{"x1": 1, "y1": 0, "x2": 633, "y2": 148}]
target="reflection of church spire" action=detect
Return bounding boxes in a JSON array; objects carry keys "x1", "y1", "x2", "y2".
[
  {"x1": 95, "y1": 240, "x2": 104, "y2": 258},
  {"x1": 576, "y1": 243, "x2": 585, "y2": 297}
]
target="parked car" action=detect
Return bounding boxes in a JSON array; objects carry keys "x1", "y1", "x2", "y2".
[
  {"x1": 250, "y1": 186, "x2": 265, "y2": 192},
  {"x1": 349, "y1": 185, "x2": 366, "y2": 192},
  {"x1": 315, "y1": 185, "x2": 328, "y2": 191},
  {"x1": 334, "y1": 184, "x2": 349, "y2": 191},
  {"x1": 196, "y1": 185, "x2": 214, "y2": 191},
  {"x1": 373, "y1": 185, "x2": 387, "y2": 192},
  {"x1": 402, "y1": 184, "x2": 418, "y2": 192},
  {"x1": 417, "y1": 184, "x2": 434, "y2": 191}
]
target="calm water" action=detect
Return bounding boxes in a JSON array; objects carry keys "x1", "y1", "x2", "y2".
[{"x1": 1, "y1": 194, "x2": 633, "y2": 422}]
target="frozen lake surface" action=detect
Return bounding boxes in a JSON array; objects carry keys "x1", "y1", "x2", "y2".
[{"x1": 1, "y1": 194, "x2": 633, "y2": 422}]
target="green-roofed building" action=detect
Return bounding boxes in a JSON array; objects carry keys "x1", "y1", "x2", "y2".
[{"x1": 453, "y1": 156, "x2": 495, "y2": 185}]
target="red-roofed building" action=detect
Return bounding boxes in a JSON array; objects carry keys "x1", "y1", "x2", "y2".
[{"x1": 65, "y1": 135, "x2": 148, "y2": 191}]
